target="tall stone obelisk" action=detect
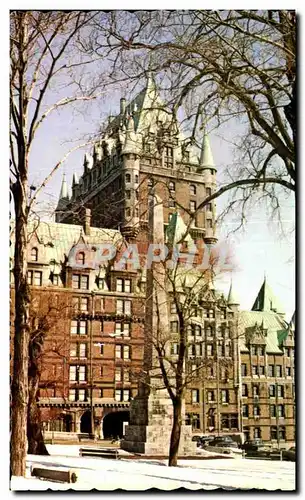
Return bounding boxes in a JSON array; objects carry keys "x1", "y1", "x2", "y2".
[{"x1": 121, "y1": 195, "x2": 196, "y2": 455}]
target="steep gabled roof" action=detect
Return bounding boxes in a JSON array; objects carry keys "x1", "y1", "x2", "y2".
[
  {"x1": 239, "y1": 310, "x2": 288, "y2": 353},
  {"x1": 252, "y1": 278, "x2": 284, "y2": 314},
  {"x1": 227, "y1": 279, "x2": 239, "y2": 306}
]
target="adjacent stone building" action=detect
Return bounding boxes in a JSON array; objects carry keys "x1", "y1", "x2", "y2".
[{"x1": 239, "y1": 278, "x2": 295, "y2": 446}]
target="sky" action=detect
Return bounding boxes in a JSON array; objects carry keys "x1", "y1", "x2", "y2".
[{"x1": 9, "y1": 7, "x2": 295, "y2": 322}]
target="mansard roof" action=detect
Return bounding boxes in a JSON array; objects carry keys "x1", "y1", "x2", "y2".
[
  {"x1": 239, "y1": 310, "x2": 289, "y2": 353},
  {"x1": 10, "y1": 220, "x2": 123, "y2": 266}
]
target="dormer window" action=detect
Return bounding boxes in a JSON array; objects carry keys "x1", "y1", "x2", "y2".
[
  {"x1": 31, "y1": 247, "x2": 38, "y2": 262},
  {"x1": 183, "y1": 151, "x2": 190, "y2": 162},
  {"x1": 144, "y1": 143, "x2": 152, "y2": 153},
  {"x1": 76, "y1": 252, "x2": 85, "y2": 266}
]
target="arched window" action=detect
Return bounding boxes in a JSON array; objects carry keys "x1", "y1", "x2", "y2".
[
  {"x1": 125, "y1": 173, "x2": 131, "y2": 183},
  {"x1": 206, "y1": 326, "x2": 212, "y2": 337},
  {"x1": 135, "y1": 174, "x2": 139, "y2": 184},
  {"x1": 169, "y1": 181, "x2": 175, "y2": 192},
  {"x1": 31, "y1": 247, "x2": 38, "y2": 262},
  {"x1": 76, "y1": 251, "x2": 85, "y2": 266},
  {"x1": 190, "y1": 184, "x2": 196, "y2": 195}
]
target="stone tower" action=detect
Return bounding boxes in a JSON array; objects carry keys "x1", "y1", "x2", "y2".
[{"x1": 121, "y1": 194, "x2": 196, "y2": 455}]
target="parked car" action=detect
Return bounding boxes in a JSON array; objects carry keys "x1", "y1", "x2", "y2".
[
  {"x1": 198, "y1": 436, "x2": 215, "y2": 447},
  {"x1": 242, "y1": 439, "x2": 264, "y2": 453},
  {"x1": 192, "y1": 435, "x2": 203, "y2": 446},
  {"x1": 207, "y1": 436, "x2": 238, "y2": 449},
  {"x1": 282, "y1": 447, "x2": 296, "y2": 462}
]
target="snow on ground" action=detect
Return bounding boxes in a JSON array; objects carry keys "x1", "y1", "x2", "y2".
[{"x1": 11, "y1": 445, "x2": 295, "y2": 491}]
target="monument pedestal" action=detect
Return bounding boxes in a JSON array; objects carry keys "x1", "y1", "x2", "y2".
[{"x1": 121, "y1": 390, "x2": 196, "y2": 455}]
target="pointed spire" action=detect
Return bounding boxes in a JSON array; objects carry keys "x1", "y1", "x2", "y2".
[
  {"x1": 252, "y1": 277, "x2": 284, "y2": 314},
  {"x1": 84, "y1": 152, "x2": 93, "y2": 169},
  {"x1": 72, "y1": 172, "x2": 79, "y2": 186},
  {"x1": 56, "y1": 173, "x2": 69, "y2": 212},
  {"x1": 198, "y1": 128, "x2": 215, "y2": 170},
  {"x1": 227, "y1": 278, "x2": 239, "y2": 306},
  {"x1": 59, "y1": 173, "x2": 68, "y2": 200}
]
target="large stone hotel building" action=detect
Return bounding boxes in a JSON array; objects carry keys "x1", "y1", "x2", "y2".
[{"x1": 10, "y1": 77, "x2": 295, "y2": 445}]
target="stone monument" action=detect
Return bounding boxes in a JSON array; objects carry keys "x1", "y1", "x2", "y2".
[{"x1": 121, "y1": 194, "x2": 196, "y2": 455}]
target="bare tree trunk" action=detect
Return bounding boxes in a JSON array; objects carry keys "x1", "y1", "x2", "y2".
[
  {"x1": 27, "y1": 337, "x2": 49, "y2": 456},
  {"x1": 168, "y1": 398, "x2": 182, "y2": 467},
  {"x1": 10, "y1": 180, "x2": 30, "y2": 477}
]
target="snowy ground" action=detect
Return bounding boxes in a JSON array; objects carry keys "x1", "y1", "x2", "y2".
[{"x1": 11, "y1": 444, "x2": 295, "y2": 491}]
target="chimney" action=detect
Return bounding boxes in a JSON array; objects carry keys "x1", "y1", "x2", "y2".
[
  {"x1": 81, "y1": 207, "x2": 91, "y2": 236},
  {"x1": 120, "y1": 98, "x2": 126, "y2": 115}
]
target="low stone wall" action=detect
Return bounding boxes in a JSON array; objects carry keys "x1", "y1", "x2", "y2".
[{"x1": 43, "y1": 431, "x2": 79, "y2": 441}]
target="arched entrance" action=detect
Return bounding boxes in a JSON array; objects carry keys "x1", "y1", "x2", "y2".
[
  {"x1": 80, "y1": 410, "x2": 92, "y2": 433},
  {"x1": 103, "y1": 411, "x2": 129, "y2": 439}
]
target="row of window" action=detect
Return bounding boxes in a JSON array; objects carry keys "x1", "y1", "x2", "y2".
[
  {"x1": 186, "y1": 412, "x2": 238, "y2": 430},
  {"x1": 244, "y1": 426, "x2": 287, "y2": 440},
  {"x1": 185, "y1": 343, "x2": 231, "y2": 358},
  {"x1": 186, "y1": 417, "x2": 288, "y2": 439},
  {"x1": 147, "y1": 180, "x2": 212, "y2": 199},
  {"x1": 69, "y1": 349, "x2": 132, "y2": 381},
  {"x1": 170, "y1": 322, "x2": 230, "y2": 337},
  {"x1": 192, "y1": 389, "x2": 230, "y2": 404},
  {"x1": 26, "y1": 269, "x2": 59, "y2": 286},
  {"x1": 170, "y1": 306, "x2": 226, "y2": 319},
  {"x1": 242, "y1": 404, "x2": 287, "y2": 418},
  {"x1": 70, "y1": 319, "x2": 131, "y2": 337},
  {"x1": 242, "y1": 383, "x2": 288, "y2": 398},
  {"x1": 68, "y1": 388, "x2": 132, "y2": 402},
  {"x1": 189, "y1": 364, "x2": 229, "y2": 379},
  {"x1": 241, "y1": 364, "x2": 289, "y2": 377},
  {"x1": 125, "y1": 173, "x2": 139, "y2": 184},
  {"x1": 248, "y1": 346, "x2": 294, "y2": 358},
  {"x1": 167, "y1": 212, "x2": 213, "y2": 227},
  {"x1": 167, "y1": 199, "x2": 213, "y2": 212}
]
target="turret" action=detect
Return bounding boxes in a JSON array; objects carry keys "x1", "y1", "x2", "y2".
[
  {"x1": 198, "y1": 129, "x2": 216, "y2": 172},
  {"x1": 227, "y1": 278, "x2": 240, "y2": 312},
  {"x1": 55, "y1": 173, "x2": 69, "y2": 222}
]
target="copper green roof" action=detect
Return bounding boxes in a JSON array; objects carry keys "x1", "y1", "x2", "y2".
[
  {"x1": 239, "y1": 310, "x2": 288, "y2": 353},
  {"x1": 165, "y1": 212, "x2": 194, "y2": 246},
  {"x1": 252, "y1": 278, "x2": 284, "y2": 314}
]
